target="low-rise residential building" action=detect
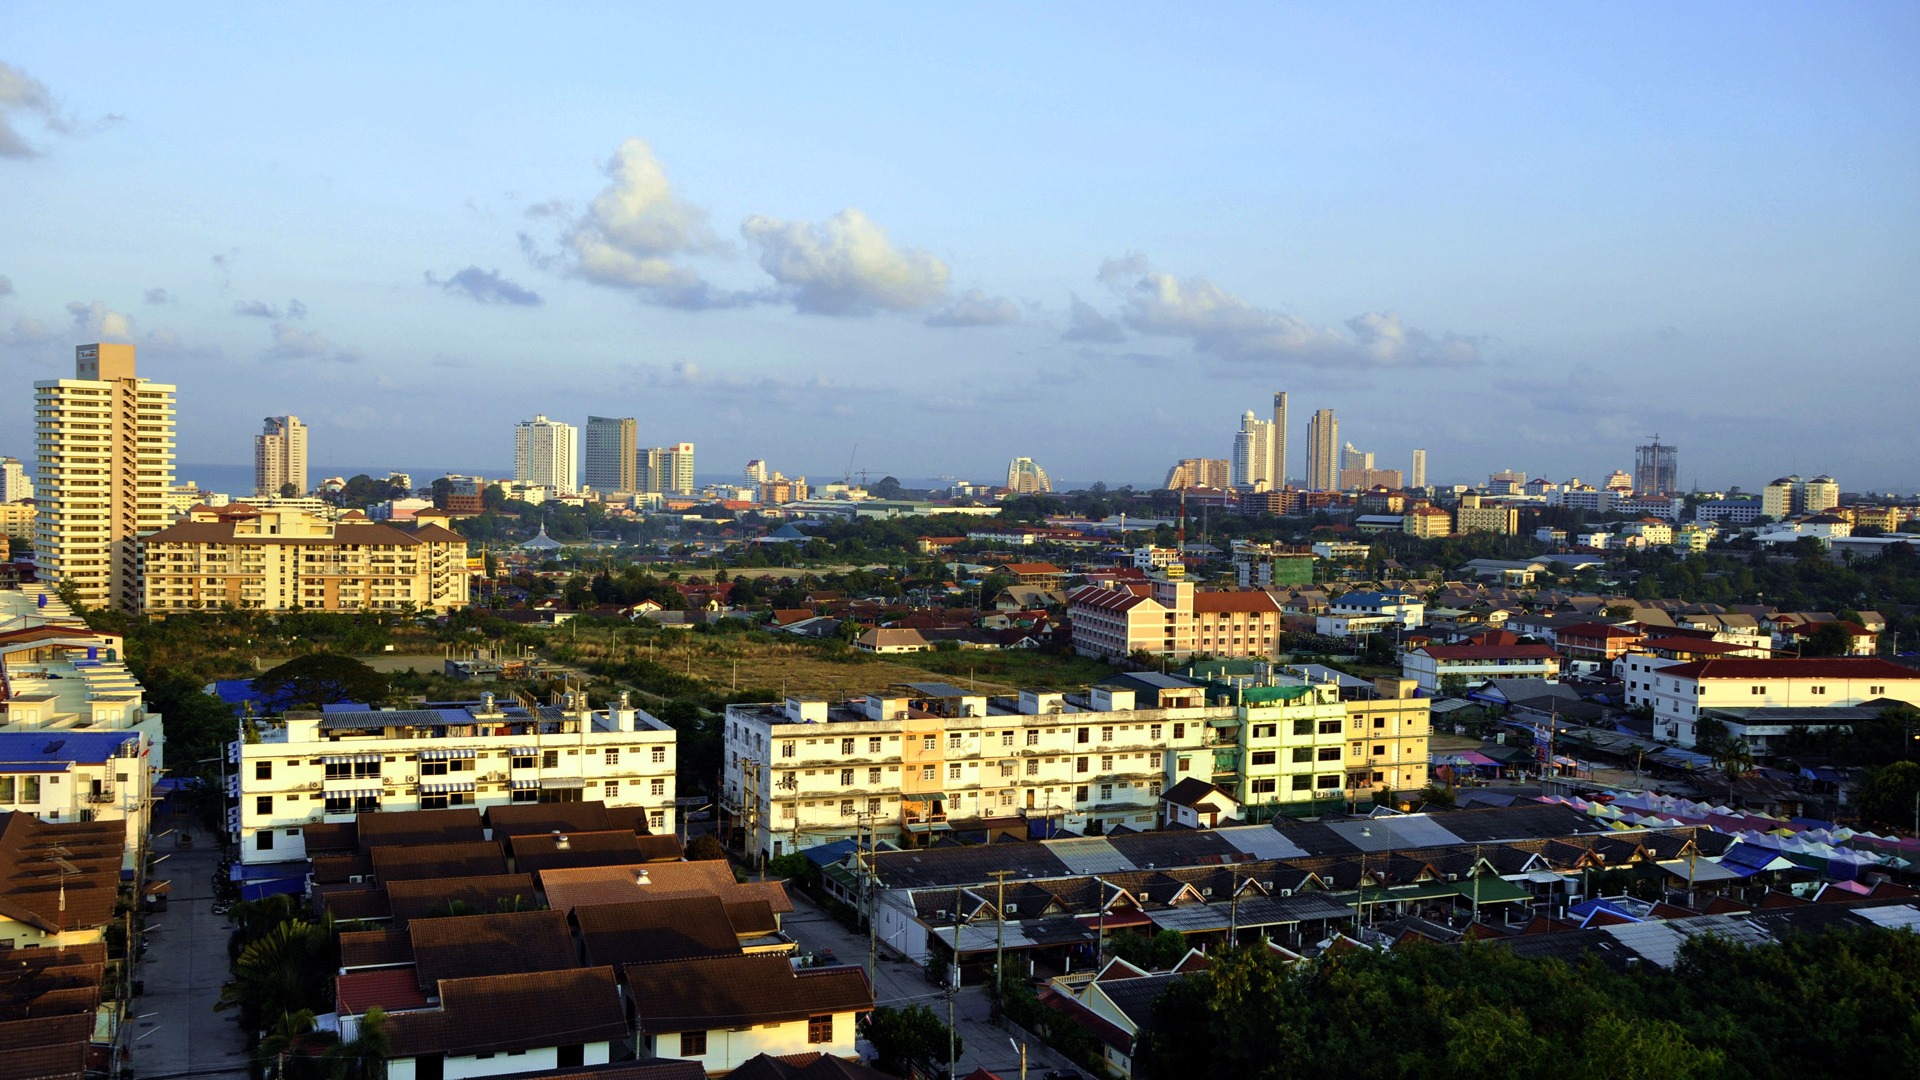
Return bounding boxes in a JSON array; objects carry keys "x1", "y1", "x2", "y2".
[
  {"x1": 0, "y1": 501, "x2": 33, "y2": 539},
  {"x1": 1068, "y1": 576, "x2": 1282, "y2": 660},
  {"x1": 1630, "y1": 657, "x2": 1920, "y2": 747},
  {"x1": 0, "y1": 811, "x2": 126, "y2": 948},
  {"x1": 629, "y1": 954, "x2": 873, "y2": 1073},
  {"x1": 141, "y1": 504, "x2": 469, "y2": 615},
  {"x1": 1553, "y1": 622, "x2": 1644, "y2": 664},
  {"x1": 1327, "y1": 591, "x2": 1424, "y2": 629},
  {"x1": 1403, "y1": 642, "x2": 1561, "y2": 694},
  {"x1": 1403, "y1": 503, "x2": 1452, "y2": 538},
  {"x1": 382, "y1": 967, "x2": 629, "y2": 1080},
  {"x1": 1454, "y1": 494, "x2": 1519, "y2": 536},
  {"x1": 722, "y1": 684, "x2": 1232, "y2": 858},
  {"x1": 231, "y1": 692, "x2": 677, "y2": 864}
]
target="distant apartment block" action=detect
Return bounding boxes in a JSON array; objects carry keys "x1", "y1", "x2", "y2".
[
  {"x1": 1625, "y1": 657, "x2": 1920, "y2": 749},
  {"x1": 1410, "y1": 448, "x2": 1427, "y2": 489},
  {"x1": 0, "y1": 457, "x2": 26, "y2": 503},
  {"x1": 1006, "y1": 456, "x2": 1052, "y2": 494},
  {"x1": 1403, "y1": 502, "x2": 1452, "y2": 538},
  {"x1": 34, "y1": 344, "x2": 178, "y2": 612},
  {"x1": 1634, "y1": 438, "x2": 1679, "y2": 495},
  {"x1": 583, "y1": 416, "x2": 639, "y2": 494},
  {"x1": 1164, "y1": 457, "x2": 1230, "y2": 490},
  {"x1": 1305, "y1": 409, "x2": 1338, "y2": 491},
  {"x1": 1402, "y1": 642, "x2": 1561, "y2": 694},
  {"x1": 1230, "y1": 540, "x2": 1314, "y2": 588},
  {"x1": 1230, "y1": 412, "x2": 1276, "y2": 490},
  {"x1": 254, "y1": 415, "x2": 308, "y2": 497},
  {"x1": 514, "y1": 415, "x2": 578, "y2": 494},
  {"x1": 1339, "y1": 468, "x2": 1403, "y2": 491},
  {"x1": 0, "y1": 501, "x2": 33, "y2": 540},
  {"x1": 141, "y1": 504, "x2": 469, "y2": 614},
  {"x1": 1453, "y1": 493, "x2": 1519, "y2": 535},
  {"x1": 232, "y1": 692, "x2": 676, "y2": 863},
  {"x1": 1694, "y1": 497, "x2": 1765, "y2": 525},
  {"x1": 639, "y1": 443, "x2": 695, "y2": 496},
  {"x1": 1762, "y1": 475, "x2": 1840, "y2": 519}
]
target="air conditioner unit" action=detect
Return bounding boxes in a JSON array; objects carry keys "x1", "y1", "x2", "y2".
[
  {"x1": 1004, "y1": 903, "x2": 1018, "y2": 914},
  {"x1": 1278, "y1": 888, "x2": 1293, "y2": 897},
  {"x1": 1446, "y1": 873, "x2": 1459, "y2": 882}
]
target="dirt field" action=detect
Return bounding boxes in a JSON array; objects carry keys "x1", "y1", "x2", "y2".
[{"x1": 611, "y1": 636, "x2": 1120, "y2": 700}]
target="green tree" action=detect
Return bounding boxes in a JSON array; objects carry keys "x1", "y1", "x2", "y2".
[
  {"x1": 1858, "y1": 760, "x2": 1920, "y2": 833},
  {"x1": 686, "y1": 834, "x2": 729, "y2": 861},
  {"x1": 254, "y1": 654, "x2": 390, "y2": 709},
  {"x1": 861, "y1": 1004, "x2": 960, "y2": 1077},
  {"x1": 1801, "y1": 621, "x2": 1855, "y2": 657},
  {"x1": 323, "y1": 1008, "x2": 389, "y2": 1080}
]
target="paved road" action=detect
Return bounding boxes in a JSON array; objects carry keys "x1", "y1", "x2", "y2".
[
  {"x1": 781, "y1": 891, "x2": 1080, "y2": 1079},
  {"x1": 132, "y1": 831, "x2": 251, "y2": 1080}
]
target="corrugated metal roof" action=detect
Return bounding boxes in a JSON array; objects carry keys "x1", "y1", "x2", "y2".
[
  {"x1": 1597, "y1": 921, "x2": 1688, "y2": 968},
  {"x1": 1325, "y1": 817, "x2": 1462, "y2": 852},
  {"x1": 1045, "y1": 837, "x2": 1133, "y2": 875},
  {"x1": 1216, "y1": 825, "x2": 1313, "y2": 860},
  {"x1": 1854, "y1": 904, "x2": 1920, "y2": 932}
]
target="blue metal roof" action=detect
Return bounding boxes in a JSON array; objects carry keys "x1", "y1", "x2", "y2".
[{"x1": 0, "y1": 730, "x2": 140, "y2": 765}]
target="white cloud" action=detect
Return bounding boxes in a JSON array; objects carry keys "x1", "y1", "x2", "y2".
[
  {"x1": 743, "y1": 208, "x2": 949, "y2": 315},
  {"x1": 1062, "y1": 292, "x2": 1126, "y2": 343},
  {"x1": 425, "y1": 266, "x2": 543, "y2": 306},
  {"x1": 0, "y1": 61, "x2": 66, "y2": 158},
  {"x1": 925, "y1": 289, "x2": 1020, "y2": 328},
  {"x1": 3, "y1": 317, "x2": 51, "y2": 346},
  {"x1": 269, "y1": 322, "x2": 362, "y2": 363},
  {"x1": 1101, "y1": 255, "x2": 1481, "y2": 368},
  {"x1": 234, "y1": 298, "x2": 307, "y2": 320},
  {"x1": 143, "y1": 287, "x2": 170, "y2": 304},
  {"x1": 66, "y1": 300, "x2": 133, "y2": 341}
]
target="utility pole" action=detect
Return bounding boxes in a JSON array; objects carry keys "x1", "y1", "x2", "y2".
[
  {"x1": 950, "y1": 884, "x2": 963, "y2": 1080},
  {"x1": 988, "y1": 869, "x2": 1014, "y2": 997}
]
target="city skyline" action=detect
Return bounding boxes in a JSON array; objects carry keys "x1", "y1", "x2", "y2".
[{"x1": 2, "y1": 6, "x2": 1917, "y2": 490}]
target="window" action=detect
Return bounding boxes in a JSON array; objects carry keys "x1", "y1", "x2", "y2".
[
  {"x1": 780, "y1": 741, "x2": 796, "y2": 758},
  {"x1": 1173, "y1": 723, "x2": 1185, "y2": 739},
  {"x1": 256, "y1": 831, "x2": 273, "y2": 851},
  {"x1": 1177, "y1": 757, "x2": 1191, "y2": 772},
  {"x1": 255, "y1": 795, "x2": 272, "y2": 816},
  {"x1": 355, "y1": 759, "x2": 380, "y2": 779},
  {"x1": 1100, "y1": 726, "x2": 1114, "y2": 742},
  {"x1": 543, "y1": 750, "x2": 560, "y2": 769},
  {"x1": 949, "y1": 733, "x2": 964, "y2": 750},
  {"x1": 651, "y1": 746, "x2": 666, "y2": 764},
  {"x1": 1293, "y1": 719, "x2": 1314, "y2": 736},
  {"x1": 949, "y1": 764, "x2": 962, "y2": 781},
  {"x1": 598, "y1": 748, "x2": 616, "y2": 767},
  {"x1": 1077, "y1": 727, "x2": 1090, "y2": 743},
  {"x1": 1000, "y1": 762, "x2": 1014, "y2": 777},
  {"x1": 1291, "y1": 775, "x2": 1312, "y2": 791},
  {"x1": 841, "y1": 800, "x2": 855, "y2": 816},
  {"x1": 1318, "y1": 720, "x2": 1341, "y2": 735},
  {"x1": 922, "y1": 765, "x2": 936, "y2": 781},
  {"x1": 1026, "y1": 760, "x2": 1039, "y2": 776},
  {"x1": 842, "y1": 737, "x2": 856, "y2": 755},
  {"x1": 923, "y1": 735, "x2": 936, "y2": 751},
  {"x1": 421, "y1": 760, "x2": 449, "y2": 777},
  {"x1": 1750, "y1": 685, "x2": 1765, "y2": 695},
  {"x1": 1373, "y1": 744, "x2": 1386, "y2": 757},
  {"x1": 1373, "y1": 717, "x2": 1387, "y2": 729},
  {"x1": 648, "y1": 809, "x2": 666, "y2": 830},
  {"x1": 1317, "y1": 747, "x2": 1340, "y2": 761},
  {"x1": 1250, "y1": 751, "x2": 1275, "y2": 766},
  {"x1": 1251, "y1": 724, "x2": 1276, "y2": 739},
  {"x1": 1251, "y1": 778, "x2": 1276, "y2": 795},
  {"x1": 1026, "y1": 730, "x2": 1040, "y2": 746},
  {"x1": 1099, "y1": 783, "x2": 1114, "y2": 800},
  {"x1": 841, "y1": 769, "x2": 855, "y2": 786},
  {"x1": 1351, "y1": 718, "x2": 1364, "y2": 730},
  {"x1": 869, "y1": 767, "x2": 882, "y2": 784},
  {"x1": 1291, "y1": 747, "x2": 1313, "y2": 763},
  {"x1": 1100, "y1": 755, "x2": 1114, "y2": 772},
  {"x1": 1076, "y1": 757, "x2": 1090, "y2": 773},
  {"x1": 1350, "y1": 742, "x2": 1363, "y2": 755},
  {"x1": 512, "y1": 752, "x2": 535, "y2": 770},
  {"x1": 1075, "y1": 785, "x2": 1089, "y2": 802},
  {"x1": 1811, "y1": 686, "x2": 1827, "y2": 696},
  {"x1": 604, "y1": 781, "x2": 619, "y2": 798},
  {"x1": 1002, "y1": 731, "x2": 1015, "y2": 746},
  {"x1": 780, "y1": 803, "x2": 795, "y2": 819},
  {"x1": 807, "y1": 1015, "x2": 834, "y2": 1044},
  {"x1": 1316, "y1": 775, "x2": 1342, "y2": 789},
  {"x1": 511, "y1": 789, "x2": 537, "y2": 803},
  {"x1": 325, "y1": 794, "x2": 351, "y2": 814},
  {"x1": 421, "y1": 794, "x2": 450, "y2": 810},
  {"x1": 868, "y1": 797, "x2": 882, "y2": 814},
  {"x1": 1372, "y1": 771, "x2": 1384, "y2": 783},
  {"x1": 255, "y1": 761, "x2": 272, "y2": 781},
  {"x1": 1148, "y1": 781, "x2": 1162, "y2": 797},
  {"x1": 1000, "y1": 790, "x2": 1014, "y2": 806}
]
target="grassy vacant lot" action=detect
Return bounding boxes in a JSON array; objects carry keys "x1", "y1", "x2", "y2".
[{"x1": 586, "y1": 633, "x2": 1121, "y2": 701}]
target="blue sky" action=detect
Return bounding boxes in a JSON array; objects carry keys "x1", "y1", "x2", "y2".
[{"x1": 3, "y1": 3, "x2": 1916, "y2": 491}]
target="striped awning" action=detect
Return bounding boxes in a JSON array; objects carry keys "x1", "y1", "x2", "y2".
[
  {"x1": 510, "y1": 778, "x2": 539, "y2": 790},
  {"x1": 539, "y1": 776, "x2": 587, "y2": 790},
  {"x1": 321, "y1": 754, "x2": 383, "y2": 766},
  {"x1": 509, "y1": 747, "x2": 537, "y2": 757},
  {"x1": 417, "y1": 748, "x2": 478, "y2": 761},
  {"x1": 334, "y1": 789, "x2": 382, "y2": 800},
  {"x1": 419, "y1": 781, "x2": 476, "y2": 795}
]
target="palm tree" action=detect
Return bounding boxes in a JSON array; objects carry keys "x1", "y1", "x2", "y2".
[
  {"x1": 258, "y1": 1008, "x2": 318, "y2": 1080},
  {"x1": 324, "y1": 1008, "x2": 389, "y2": 1080},
  {"x1": 1713, "y1": 738, "x2": 1755, "y2": 786},
  {"x1": 218, "y1": 919, "x2": 336, "y2": 1034}
]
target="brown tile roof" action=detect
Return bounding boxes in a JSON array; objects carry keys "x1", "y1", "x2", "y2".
[
  {"x1": 315, "y1": 884, "x2": 392, "y2": 922},
  {"x1": 578, "y1": 899, "x2": 742, "y2": 968},
  {"x1": 0, "y1": 1012, "x2": 93, "y2": 1080},
  {"x1": 311, "y1": 853, "x2": 374, "y2": 885},
  {"x1": 727, "y1": 1053, "x2": 894, "y2": 1080},
  {"x1": 484, "y1": 803, "x2": 614, "y2": 838},
  {"x1": 0, "y1": 950, "x2": 104, "y2": 1021},
  {"x1": 356, "y1": 808, "x2": 487, "y2": 849},
  {"x1": 369, "y1": 841, "x2": 508, "y2": 883},
  {"x1": 408, "y1": 910, "x2": 579, "y2": 990},
  {"x1": 0, "y1": 812, "x2": 125, "y2": 935},
  {"x1": 1191, "y1": 591, "x2": 1283, "y2": 614},
  {"x1": 632, "y1": 835, "x2": 685, "y2": 862},
  {"x1": 539, "y1": 862, "x2": 794, "y2": 915},
  {"x1": 384, "y1": 873, "x2": 541, "y2": 927},
  {"x1": 301, "y1": 821, "x2": 359, "y2": 856},
  {"x1": 384, "y1": 967, "x2": 628, "y2": 1059},
  {"x1": 624, "y1": 956, "x2": 872, "y2": 1034},
  {"x1": 724, "y1": 899, "x2": 779, "y2": 936},
  {"x1": 507, "y1": 830, "x2": 647, "y2": 873},
  {"x1": 476, "y1": 1066, "x2": 706, "y2": 1080},
  {"x1": 339, "y1": 929, "x2": 414, "y2": 969},
  {"x1": 1416, "y1": 644, "x2": 1559, "y2": 661}
]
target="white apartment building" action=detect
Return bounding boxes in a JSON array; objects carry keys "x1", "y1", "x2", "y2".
[
  {"x1": 1628, "y1": 657, "x2": 1920, "y2": 748},
  {"x1": 0, "y1": 457, "x2": 26, "y2": 504},
  {"x1": 722, "y1": 683, "x2": 1236, "y2": 859},
  {"x1": 514, "y1": 415, "x2": 579, "y2": 495},
  {"x1": 255, "y1": 415, "x2": 309, "y2": 497},
  {"x1": 34, "y1": 343, "x2": 177, "y2": 612},
  {"x1": 639, "y1": 443, "x2": 696, "y2": 496},
  {"x1": 1402, "y1": 643, "x2": 1562, "y2": 694},
  {"x1": 231, "y1": 691, "x2": 676, "y2": 863}
]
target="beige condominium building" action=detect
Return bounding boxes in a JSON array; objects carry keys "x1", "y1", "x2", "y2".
[
  {"x1": 231, "y1": 691, "x2": 676, "y2": 863},
  {"x1": 721, "y1": 673, "x2": 1431, "y2": 859},
  {"x1": 34, "y1": 344, "x2": 177, "y2": 612},
  {"x1": 141, "y1": 503, "x2": 470, "y2": 614}
]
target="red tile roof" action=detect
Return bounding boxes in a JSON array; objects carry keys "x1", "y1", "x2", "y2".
[
  {"x1": 1068, "y1": 585, "x2": 1154, "y2": 613},
  {"x1": 624, "y1": 955, "x2": 871, "y2": 1033},
  {"x1": 1415, "y1": 644, "x2": 1560, "y2": 661},
  {"x1": 336, "y1": 968, "x2": 431, "y2": 1014},
  {"x1": 385, "y1": 967, "x2": 628, "y2": 1059},
  {"x1": 1191, "y1": 591, "x2": 1283, "y2": 614}
]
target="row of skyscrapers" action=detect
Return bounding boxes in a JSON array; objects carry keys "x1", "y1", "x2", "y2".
[
  {"x1": 1208, "y1": 392, "x2": 1428, "y2": 493},
  {"x1": 513, "y1": 415, "x2": 695, "y2": 497}
]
